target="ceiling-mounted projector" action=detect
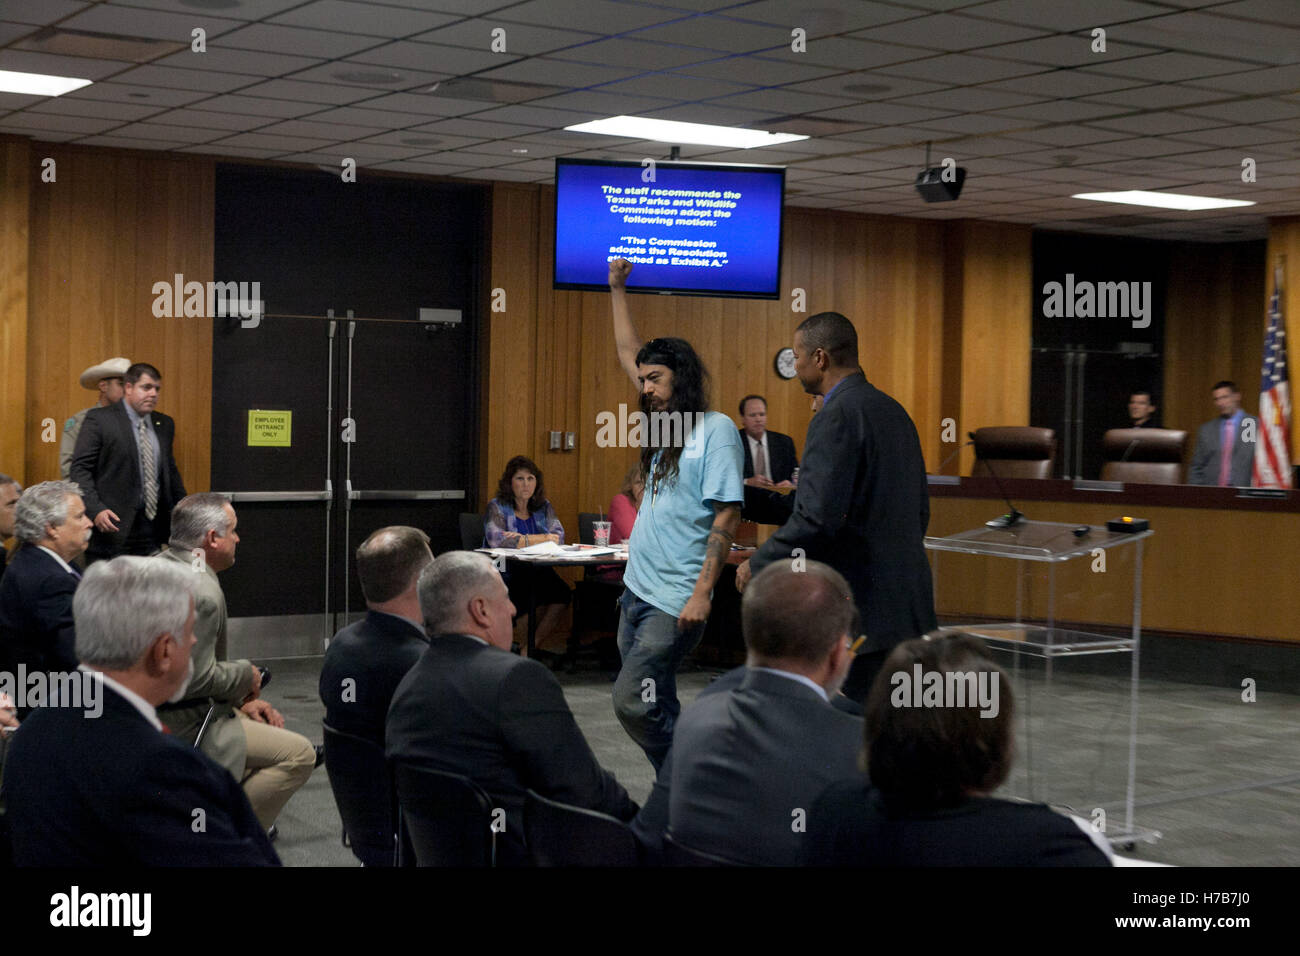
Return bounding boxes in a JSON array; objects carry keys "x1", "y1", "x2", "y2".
[
  {"x1": 915, "y1": 165, "x2": 966, "y2": 202},
  {"x1": 914, "y1": 141, "x2": 966, "y2": 202}
]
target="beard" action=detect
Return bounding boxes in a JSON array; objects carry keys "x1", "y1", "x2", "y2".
[{"x1": 166, "y1": 654, "x2": 196, "y2": 704}]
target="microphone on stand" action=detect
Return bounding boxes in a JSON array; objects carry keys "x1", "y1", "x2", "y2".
[
  {"x1": 969, "y1": 432, "x2": 1026, "y2": 528},
  {"x1": 932, "y1": 438, "x2": 973, "y2": 475},
  {"x1": 1120, "y1": 437, "x2": 1142, "y2": 462}
]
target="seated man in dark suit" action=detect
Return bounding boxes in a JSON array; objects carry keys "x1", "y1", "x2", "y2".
[
  {"x1": 386, "y1": 551, "x2": 637, "y2": 866},
  {"x1": 804, "y1": 632, "x2": 1111, "y2": 866},
  {"x1": 1126, "y1": 390, "x2": 1160, "y2": 429},
  {"x1": 0, "y1": 472, "x2": 19, "y2": 582},
  {"x1": 633, "y1": 558, "x2": 862, "y2": 865},
  {"x1": 321, "y1": 525, "x2": 433, "y2": 745},
  {"x1": 70, "y1": 362, "x2": 187, "y2": 562},
  {"x1": 3, "y1": 556, "x2": 279, "y2": 866},
  {"x1": 0, "y1": 481, "x2": 93, "y2": 698},
  {"x1": 738, "y1": 394, "x2": 798, "y2": 525}
]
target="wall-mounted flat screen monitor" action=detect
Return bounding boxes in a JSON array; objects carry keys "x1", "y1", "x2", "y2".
[{"x1": 553, "y1": 158, "x2": 785, "y2": 298}]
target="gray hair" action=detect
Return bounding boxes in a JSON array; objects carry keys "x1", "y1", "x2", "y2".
[
  {"x1": 417, "y1": 551, "x2": 500, "y2": 637},
  {"x1": 0, "y1": 473, "x2": 20, "y2": 492},
  {"x1": 74, "y1": 556, "x2": 194, "y2": 670},
  {"x1": 168, "y1": 493, "x2": 233, "y2": 550},
  {"x1": 14, "y1": 479, "x2": 81, "y2": 544}
]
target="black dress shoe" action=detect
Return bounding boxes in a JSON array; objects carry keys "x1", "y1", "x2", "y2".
[
  {"x1": 314, "y1": 744, "x2": 325, "y2": 768},
  {"x1": 267, "y1": 824, "x2": 278, "y2": 843}
]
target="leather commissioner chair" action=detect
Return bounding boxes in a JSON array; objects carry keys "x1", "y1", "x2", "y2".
[
  {"x1": 970, "y1": 427, "x2": 1057, "y2": 480},
  {"x1": 1099, "y1": 428, "x2": 1187, "y2": 484}
]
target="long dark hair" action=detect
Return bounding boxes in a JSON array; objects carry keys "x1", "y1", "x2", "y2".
[
  {"x1": 636, "y1": 337, "x2": 710, "y2": 492},
  {"x1": 495, "y1": 455, "x2": 547, "y2": 513}
]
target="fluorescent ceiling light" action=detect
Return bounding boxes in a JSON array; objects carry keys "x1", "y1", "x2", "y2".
[
  {"x1": 0, "y1": 69, "x2": 92, "y2": 97},
  {"x1": 564, "y1": 115, "x2": 808, "y2": 149},
  {"x1": 1071, "y1": 190, "x2": 1255, "y2": 211}
]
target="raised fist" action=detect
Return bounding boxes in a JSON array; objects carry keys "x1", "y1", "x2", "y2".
[{"x1": 609, "y1": 257, "x2": 633, "y2": 289}]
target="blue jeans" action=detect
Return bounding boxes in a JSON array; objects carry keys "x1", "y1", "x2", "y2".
[{"x1": 612, "y1": 589, "x2": 706, "y2": 772}]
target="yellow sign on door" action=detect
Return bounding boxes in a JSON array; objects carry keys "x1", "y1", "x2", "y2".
[{"x1": 248, "y1": 410, "x2": 292, "y2": 447}]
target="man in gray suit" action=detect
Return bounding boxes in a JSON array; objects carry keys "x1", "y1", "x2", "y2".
[
  {"x1": 154, "y1": 494, "x2": 315, "y2": 834},
  {"x1": 633, "y1": 558, "x2": 862, "y2": 865},
  {"x1": 1188, "y1": 380, "x2": 1259, "y2": 486}
]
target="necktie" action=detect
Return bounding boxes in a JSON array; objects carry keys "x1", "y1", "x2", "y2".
[
  {"x1": 138, "y1": 419, "x2": 158, "y2": 520},
  {"x1": 754, "y1": 440, "x2": 767, "y2": 481},
  {"x1": 1218, "y1": 418, "x2": 1233, "y2": 487}
]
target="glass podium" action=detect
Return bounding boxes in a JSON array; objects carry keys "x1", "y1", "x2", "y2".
[{"x1": 925, "y1": 520, "x2": 1160, "y2": 848}]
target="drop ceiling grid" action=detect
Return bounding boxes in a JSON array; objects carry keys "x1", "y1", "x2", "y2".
[{"x1": 0, "y1": 0, "x2": 1290, "y2": 240}]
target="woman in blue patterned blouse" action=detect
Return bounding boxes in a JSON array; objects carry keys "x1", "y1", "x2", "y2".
[{"x1": 483, "y1": 455, "x2": 571, "y2": 657}]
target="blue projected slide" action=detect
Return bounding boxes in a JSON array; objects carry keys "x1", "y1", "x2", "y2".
[{"x1": 553, "y1": 159, "x2": 784, "y2": 298}]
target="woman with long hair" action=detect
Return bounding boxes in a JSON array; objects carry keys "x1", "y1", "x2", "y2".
[{"x1": 483, "y1": 455, "x2": 571, "y2": 657}]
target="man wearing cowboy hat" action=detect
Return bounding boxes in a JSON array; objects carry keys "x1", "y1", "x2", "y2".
[{"x1": 60, "y1": 357, "x2": 130, "y2": 480}]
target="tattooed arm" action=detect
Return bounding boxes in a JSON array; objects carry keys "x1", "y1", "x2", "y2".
[{"x1": 677, "y1": 501, "x2": 741, "y2": 631}]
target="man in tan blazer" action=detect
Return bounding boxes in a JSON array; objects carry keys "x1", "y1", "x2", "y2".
[{"x1": 154, "y1": 493, "x2": 316, "y2": 835}]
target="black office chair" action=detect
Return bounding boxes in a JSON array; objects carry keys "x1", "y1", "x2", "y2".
[
  {"x1": 458, "y1": 512, "x2": 484, "y2": 551},
  {"x1": 662, "y1": 830, "x2": 748, "y2": 866},
  {"x1": 323, "y1": 723, "x2": 396, "y2": 867},
  {"x1": 524, "y1": 789, "x2": 640, "y2": 867},
  {"x1": 392, "y1": 762, "x2": 496, "y2": 867}
]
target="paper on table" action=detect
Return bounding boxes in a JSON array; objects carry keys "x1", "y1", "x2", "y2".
[{"x1": 517, "y1": 540, "x2": 565, "y2": 555}]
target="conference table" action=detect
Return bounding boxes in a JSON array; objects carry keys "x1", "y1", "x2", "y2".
[{"x1": 483, "y1": 543, "x2": 755, "y2": 660}]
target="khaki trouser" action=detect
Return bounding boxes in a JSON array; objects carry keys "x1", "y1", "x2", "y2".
[{"x1": 238, "y1": 712, "x2": 315, "y2": 829}]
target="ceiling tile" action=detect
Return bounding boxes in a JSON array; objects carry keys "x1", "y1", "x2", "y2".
[
  {"x1": 347, "y1": 40, "x2": 520, "y2": 75},
  {"x1": 526, "y1": 89, "x2": 677, "y2": 114},
  {"x1": 219, "y1": 22, "x2": 390, "y2": 58},
  {"x1": 595, "y1": 72, "x2": 754, "y2": 100},
  {"x1": 0, "y1": 0, "x2": 88, "y2": 25},
  {"x1": 472, "y1": 57, "x2": 637, "y2": 87},
  {"x1": 724, "y1": 0, "x2": 921, "y2": 34},
  {"x1": 27, "y1": 97, "x2": 164, "y2": 121},
  {"x1": 196, "y1": 94, "x2": 329, "y2": 118},
  {"x1": 978, "y1": 36, "x2": 1155, "y2": 69},
  {"x1": 59, "y1": 82, "x2": 211, "y2": 108},
  {"x1": 849, "y1": 12, "x2": 1050, "y2": 51},
  {"x1": 59, "y1": 4, "x2": 244, "y2": 41},
  {"x1": 875, "y1": 52, "x2": 1049, "y2": 83},
  {"x1": 115, "y1": 63, "x2": 260, "y2": 92},
  {"x1": 623, "y1": 14, "x2": 787, "y2": 54},
  {"x1": 0, "y1": 112, "x2": 120, "y2": 134},
  {"x1": 494, "y1": 0, "x2": 685, "y2": 32},
  {"x1": 230, "y1": 79, "x2": 383, "y2": 105},
  {"x1": 674, "y1": 54, "x2": 841, "y2": 85},
  {"x1": 144, "y1": 108, "x2": 274, "y2": 131},
  {"x1": 413, "y1": 19, "x2": 599, "y2": 56},
  {"x1": 550, "y1": 37, "x2": 721, "y2": 70},
  {"x1": 1181, "y1": 97, "x2": 1300, "y2": 123},
  {"x1": 151, "y1": 47, "x2": 325, "y2": 78},
  {"x1": 1185, "y1": 63, "x2": 1300, "y2": 94},
  {"x1": 1093, "y1": 51, "x2": 1260, "y2": 83},
  {"x1": 1079, "y1": 82, "x2": 1238, "y2": 109},
  {"x1": 965, "y1": 0, "x2": 1173, "y2": 31},
  {"x1": 269, "y1": 1, "x2": 458, "y2": 37}
]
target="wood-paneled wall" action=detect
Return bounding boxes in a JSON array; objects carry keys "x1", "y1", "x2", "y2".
[
  {"x1": 484, "y1": 182, "x2": 1033, "y2": 538},
  {"x1": 21, "y1": 144, "x2": 214, "y2": 491},
  {"x1": 1163, "y1": 241, "x2": 1269, "y2": 460},
  {"x1": 0, "y1": 138, "x2": 30, "y2": 483}
]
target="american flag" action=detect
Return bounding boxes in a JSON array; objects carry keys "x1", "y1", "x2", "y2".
[{"x1": 1252, "y1": 267, "x2": 1292, "y2": 489}]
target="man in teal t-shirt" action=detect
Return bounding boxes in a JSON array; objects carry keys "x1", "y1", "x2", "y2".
[{"x1": 607, "y1": 258, "x2": 743, "y2": 771}]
